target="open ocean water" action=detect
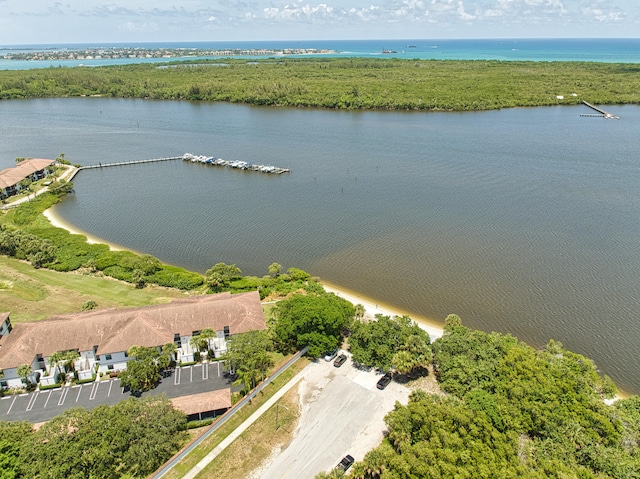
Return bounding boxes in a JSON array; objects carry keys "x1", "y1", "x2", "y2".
[
  {"x1": 1, "y1": 96, "x2": 639, "y2": 394},
  {"x1": 1, "y1": 38, "x2": 640, "y2": 69}
]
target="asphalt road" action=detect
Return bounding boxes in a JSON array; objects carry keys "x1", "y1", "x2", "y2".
[
  {"x1": 1, "y1": 361, "x2": 231, "y2": 423},
  {"x1": 256, "y1": 354, "x2": 410, "y2": 479}
]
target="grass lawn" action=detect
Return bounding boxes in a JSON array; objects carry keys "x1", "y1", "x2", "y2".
[
  {"x1": 197, "y1": 382, "x2": 301, "y2": 479},
  {"x1": 0, "y1": 255, "x2": 188, "y2": 322}
]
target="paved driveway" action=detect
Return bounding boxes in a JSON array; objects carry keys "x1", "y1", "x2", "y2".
[
  {"x1": 1, "y1": 361, "x2": 231, "y2": 423},
  {"x1": 255, "y1": 354, "x2": 410, "y2": 479}
]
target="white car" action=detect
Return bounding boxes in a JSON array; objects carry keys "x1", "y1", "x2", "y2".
[{"x1": 324, "y1": 349, "x2": 339, "y2": 361}]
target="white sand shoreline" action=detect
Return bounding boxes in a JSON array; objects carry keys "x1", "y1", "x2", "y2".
[
  {"x1": 321, "y1": 281, "x2": 444, "y2": 341},
  {"x1": 43, "y1": 207, "x2": 125, "y2": 251}
]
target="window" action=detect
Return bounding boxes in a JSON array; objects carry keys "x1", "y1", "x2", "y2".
[
  {"x1": 105, "y1": 354, "x2": 112, "y2": 361},
  {"x1": 108, "y1": 364, "x2": 114, "y2": 370}
]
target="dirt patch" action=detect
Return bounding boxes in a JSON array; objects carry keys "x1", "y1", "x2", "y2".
[{"x1": 404, "y1": 364, "x2": 445, "y2": 396}]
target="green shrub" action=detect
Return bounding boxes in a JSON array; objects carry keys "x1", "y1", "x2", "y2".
[
  {"x1": 147, "y1": 266, "x2": 204, "y2": 289},
  {"x1": 75, "y1": 375, "x2": 97, "y2": 384},
  {"x1": 185, "y1": 418, "x2": 215, "y2": 429},
  {"x1": 38, "y1": 382, "x2": 63, "y2": 391},
  {"x1": 102, "y1": 265, "x2": 133, "y2": 282},
  {"x1": 95, "y1": 250, "x2": 140, "y2": 270}
]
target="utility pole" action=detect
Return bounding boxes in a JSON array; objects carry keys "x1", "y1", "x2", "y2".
[{"x1": 275, "y1": 402, "x2": 289, "y2": 430}]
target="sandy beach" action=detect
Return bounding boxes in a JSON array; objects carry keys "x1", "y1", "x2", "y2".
[
  {"x1": 321, "y1": 281, "x2": 444, "y2": 341},
  {"x1": 43, "y1": 207, "x2": 125, "y2": 251}
]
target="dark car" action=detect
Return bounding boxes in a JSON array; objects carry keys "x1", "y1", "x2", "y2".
[
  {"x1": 336, "y1": 454, "x2": 355, "y2": 471},
  {"x1": 376, "y1": 372, "x2": 392, "y2": 390},
  {"x1": 334, "y1": 353, "x2": 347, "y2": 368}
]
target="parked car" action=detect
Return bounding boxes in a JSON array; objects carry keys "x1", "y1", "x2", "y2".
[
  {"x1": 336, "y1": 454, "x2": 355, "y2": 471},
  {"x1": 376, "y1": 372, "x2": 392, "y2": 390},
  {"x1": 334, "y1": 353, "x2": 347, "y2": 368},
  {"x1": 324, "y1": 349, "x2": 339, "y2": 361}
]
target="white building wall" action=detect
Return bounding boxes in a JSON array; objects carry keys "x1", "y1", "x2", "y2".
[
  {"x1": 178, "y1": 335, "x2": 195, "y2": 363},
  {"x1": 96, "y1": 351, "x2": 130, "y2": 374},
  {"x1": 0, "y1": 367, "x2": 22, "y2": 389}
]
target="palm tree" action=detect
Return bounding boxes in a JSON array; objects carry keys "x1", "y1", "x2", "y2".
[
  {"x1": 354, "y1": 304, "x2": 366, "y2": 321},
  {"x1": 63, "y1": 350, "x2": 80, "y2": 373},
  {"x1": 254, "y1": 349, "x2": 275, "y2": 382},
  {"x1": 233, "y1": 369, "x2": 258, "y2": 395},
  {"x1": 391, "y1": 350, "x2": 415, "y2": 376},
  {"x1": 48, "y1": 351, "x2": 66, "y2": 377},
  {"x1": 188, "y1": 328, "x2": 215, "y2": 361},
  {"x1": 17, "y1": 364, "x2": 32, "y2": 386}
]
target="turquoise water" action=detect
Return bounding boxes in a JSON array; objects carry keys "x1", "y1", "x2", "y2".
[
  {"x1": 1, "y1": 98, "x2": 639, "y2": 394},
  {"x1": 1, "y1": 38, "x2": 640, "y2": 70}
]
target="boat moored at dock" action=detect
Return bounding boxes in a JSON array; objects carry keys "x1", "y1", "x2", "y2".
[{"x1": 182, "y1": 153, "x2": 290, "y2": 174}]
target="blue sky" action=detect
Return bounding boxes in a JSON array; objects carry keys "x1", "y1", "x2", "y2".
[{"x1": 0, "y1": 0, "x2": 638, "y2": 45}]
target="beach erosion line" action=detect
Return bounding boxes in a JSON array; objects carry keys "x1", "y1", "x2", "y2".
[{"x1": 321, "y1": 281, "x2": 444, "y2": 341}]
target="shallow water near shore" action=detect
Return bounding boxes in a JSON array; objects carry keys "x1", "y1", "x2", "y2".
[{"x1": 1, "y1": 98, "x2": 639, "y2": 394}]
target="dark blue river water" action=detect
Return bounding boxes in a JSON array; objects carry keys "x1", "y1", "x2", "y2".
[{"x1": 1, "y1": 98, "x2": 639, "y2": 394}]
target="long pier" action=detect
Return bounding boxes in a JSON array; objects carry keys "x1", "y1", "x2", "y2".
[
  {"x1": 581, "y1": 101, "x2": 620, "y2": 119},
  {"x1": 81, "y1": 156, "x2": 182, "y2": 169}
]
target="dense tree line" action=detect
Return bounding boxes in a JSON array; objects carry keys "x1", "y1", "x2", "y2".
[
  {"x1": 272, "y1": 291, "x2": 354, "y2": 358},
  {"x1": 349, "y1": 314, "x2": 430, "y2": 373},
  {"x1": 0, "y1": 396, "x2": 187, "y2": 479},
  {"x1": 1, "y1": 59, "x2": 639, "y2": 110},
  {"x1": 349, "y1": 315, "x2": 639, "y2": 478}
]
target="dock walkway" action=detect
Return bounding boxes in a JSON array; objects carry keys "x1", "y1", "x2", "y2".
[
  {"x1": 81, "y1": 156, "x2": 182, "y2": 169},
  {"x1": 581, "y1": 101, "x2": 620, "y2": 119}
]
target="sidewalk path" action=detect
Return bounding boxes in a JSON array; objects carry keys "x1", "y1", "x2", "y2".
[
  {"x1": 151, "y1": 346, "x2": 308, "y2": 479},
  {"x1": 182, "y1": 363, "x2": 311, "y2": 479}
]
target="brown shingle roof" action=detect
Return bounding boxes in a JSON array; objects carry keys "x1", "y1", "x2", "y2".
[
  {"x1": 171, "y1": 389, "x2": 232, "y2": 416},
  {"x1": 0, "y1": 158, "x2": 55, "y2": 189},
  {"x1": 0, "y1": 291, "x2": 265, "y2": 369}
]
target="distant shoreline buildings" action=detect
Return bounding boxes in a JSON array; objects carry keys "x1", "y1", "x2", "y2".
[{"x1": 1, "y1": 46, "x2": 336, "y2": 62}]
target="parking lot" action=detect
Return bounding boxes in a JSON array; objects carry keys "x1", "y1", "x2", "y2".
[
  {"x1": 1, "y1": 361, "x2": 231, "y2": 423},
  {"x1": 255, "y1": 353, "x2": 410, "y2": 479}
]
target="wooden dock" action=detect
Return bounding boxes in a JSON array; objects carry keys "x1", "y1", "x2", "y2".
[
  {"x1": 80, "y1": 156, "x2": 182, "y2": 169},
  {"x1": 581, "y1": 101, "x2": 620, "y2": 119}
]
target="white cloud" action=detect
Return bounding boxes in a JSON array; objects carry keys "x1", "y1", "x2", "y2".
[
  {"x1": 457, "y1": 1, "x2": 476, "y2": 20},
  {"x1": 263, "y1": 3, "x2": 336, "y2": 22},
  {"x1": 121, "y1": 20, "x2": 159, "y2": 32},
  {"x1": 0, "y1": 0, "x2": 638, "y2": 44}
]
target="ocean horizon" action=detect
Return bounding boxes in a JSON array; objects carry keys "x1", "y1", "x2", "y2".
[{"x1": 1, "y1": 38, "x2": 640, "y2": 70}]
